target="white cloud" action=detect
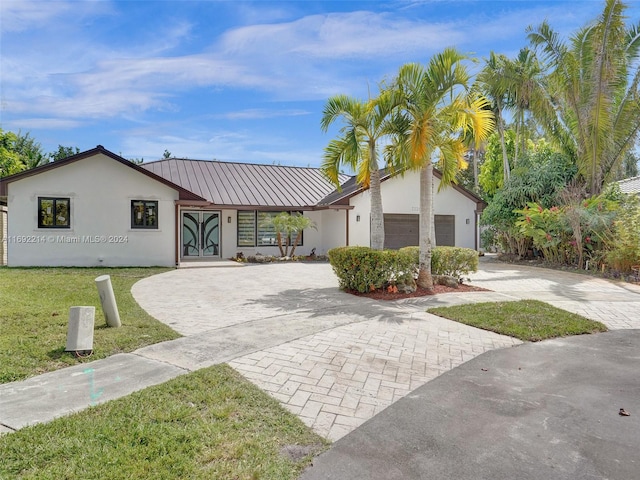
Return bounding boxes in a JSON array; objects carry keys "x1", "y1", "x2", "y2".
[
  {"x1": 6, "y1": 118, "x2": 84, "y2": 129},
  {"x1": 1, "y1": 0, "x2": 610, "y2": 156},
  {"x1": 0, "y1": 0, "x2": 113, "y2": 33}
]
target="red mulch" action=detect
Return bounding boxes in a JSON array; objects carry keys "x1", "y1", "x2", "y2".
[{"x1": 347, "y1": 283, "x2": 490, "y2": 301}]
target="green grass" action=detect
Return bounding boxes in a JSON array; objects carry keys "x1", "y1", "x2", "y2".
[
  {"x1": 0, "y1": 365, "x2": 327, "y2": 479},
  {"x1": 428, "y1": 299, "x2": 607, "y2": 341},
  {"x1": 0, "y1": 267, "x2": 181, "y2": 383}
]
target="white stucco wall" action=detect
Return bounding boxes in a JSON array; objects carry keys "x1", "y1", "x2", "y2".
[
  {"x1": 348, "y1": 170, "x2": 480, "y2": 249},
  {"x1": 7, "y1": 153, "x2": 179, "y2": 266},
  {"x1": 319, "y1": 209, "x2": 348, "y2": 254}
]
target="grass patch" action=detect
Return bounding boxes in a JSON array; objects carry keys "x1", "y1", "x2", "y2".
[
  {"x1": 0, "y1": 268, "x2": 180, "y2": 383},
  {"x1": 0, "y1": 365, "x2": 327, "y2": 479},
  {"x1": 428, "y1": 299, "x2": 607, "y2": 341}
]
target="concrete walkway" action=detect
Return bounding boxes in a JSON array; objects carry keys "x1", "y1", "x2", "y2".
[{"x1": 2, "y1": 259, "x2": 640, "y2": 440}]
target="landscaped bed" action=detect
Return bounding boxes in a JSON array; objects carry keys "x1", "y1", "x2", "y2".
[
  {"x1": 0, "y1": 365, "x2": 326, "y2": 479},
  {"x1": 346, "y1": 282, "x2": 488, "y2": 300},
  {"x1": 0, "y1": 267, "x2": 180, "y2": 384}
]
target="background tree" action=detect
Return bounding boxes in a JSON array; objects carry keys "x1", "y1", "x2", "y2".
[
  {"x1": 527, "y1": 0, "x2": 640, "y2": 194},
  {"x1": 477, "y1": 52, "x2": 512, "y2": 182},
  {"x1": 320, "y1": 91, "x2": 400, "y2": 250},
  {"x1": 162, "y1": 150, "x2": 172, "y2": 159},
  {"x1": 390, "y1": 49, "x2": 494, "y2": 289},
  {"x1": 0, "y1": 129, "x2": 48, "y2": 177},
  {"x1": 49, "y1": 145, "x2": 80, "y2": 162}
]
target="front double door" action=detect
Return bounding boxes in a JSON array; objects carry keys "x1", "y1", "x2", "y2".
[{"x1": 182, "y1": 211, "x2": 220, "y2": 258}]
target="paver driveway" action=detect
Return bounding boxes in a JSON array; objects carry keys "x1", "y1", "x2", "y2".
[{"x1": 133, "y1": 258, "x2": 640, "y2": 440}]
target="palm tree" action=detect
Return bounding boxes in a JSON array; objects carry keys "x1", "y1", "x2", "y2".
[
  {"x1": 266, "y1": 212, "x2": 316, "y2": 257},
  {"x1": 477, "y1": 52, "x2": 512, "y2": 183},
  {"x1": 504, "y1": 48, "x2": 548, "y2": 166},
  {"x1": 320, "y1": 91, "x2": 400, "y2": 250},
  {"x1": 527, "y1": 0, "x2": 640, "y2": 194},
  {"x1": 389, "y1": 49, "x2": 494, "y2": 289}
]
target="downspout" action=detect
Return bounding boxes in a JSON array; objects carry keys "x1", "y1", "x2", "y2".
[
  {"x1": 175, "y1": 203, "x2": 180, "y2": 267},
  {"x1": 345, "y1": 209, "x2": 350, "y2": 246}
]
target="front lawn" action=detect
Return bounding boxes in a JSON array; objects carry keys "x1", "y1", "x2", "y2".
[
  {"x1": 428, "y1": 299, "x2": 607, "y2": 341},
  {"x1": 0, "y1": 267, "x2": 180, "y2": 384},
  {"x1": 0, "y1": 365, "x2": 327, "y2": 479}
]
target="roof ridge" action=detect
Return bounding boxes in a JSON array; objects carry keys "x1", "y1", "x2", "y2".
[{"x1": 144, "y1": 157, "x2": 339, "y2": 172}]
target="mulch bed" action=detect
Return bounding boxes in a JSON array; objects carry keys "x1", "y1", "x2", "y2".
[{"x1": 347, "y1": 283, "x2": 490, "y2": 301}]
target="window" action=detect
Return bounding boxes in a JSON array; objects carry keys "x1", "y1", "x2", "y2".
[
  {"x1": 237, "y1": 210, "x2": 303, "y2": 247},
  {"x1": 38, "y1": 197, "x2": 70, "y2": 228},
  {"x1": 237, "y1": 211, "x2": 256, "y2": 247},
  {"x1": 131, "y1": 200, "x2": 158, "y2": 229},
  {"x1": 257, "y1": 211, "x2": 279, "y2": 246}
]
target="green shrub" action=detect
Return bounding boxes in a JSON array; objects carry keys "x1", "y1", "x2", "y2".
[
  {"x1": 327, "y1": 247, "x2": 415, "y2": 293},
  {"x1": 606, "y1": 195, "x2": 640, "y2": 272},
  {"x1": 399, "y1": 246, "x2": 478, "y2": 281},
  {"x1": 432, "y1": 246, "x2": 479, "y2": 280}
]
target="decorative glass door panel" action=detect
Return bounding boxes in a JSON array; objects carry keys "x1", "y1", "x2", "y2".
[{"x1": 182, "y1": 211, "x2": 220, "y2": 258}]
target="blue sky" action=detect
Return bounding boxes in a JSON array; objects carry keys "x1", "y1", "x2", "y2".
[{"x1": 1, "y1": 0, "x2": 630, "y2": 166}]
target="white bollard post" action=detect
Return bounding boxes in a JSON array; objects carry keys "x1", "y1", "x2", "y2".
[
  {"x1": 66, "y1": 306, "x2": 95, "y2": 352},
  {"x1": 95, "y1": 274, "x2": 122, "y2": 328}
]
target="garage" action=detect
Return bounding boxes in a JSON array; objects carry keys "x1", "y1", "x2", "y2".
[{"x1": 383, "y1": 214, "x2": 455, "y2": 249}]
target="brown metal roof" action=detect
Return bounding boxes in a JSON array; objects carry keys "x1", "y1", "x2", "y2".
[{"x1": 141, "y1": 158, "x2": 350, "y2": 209}]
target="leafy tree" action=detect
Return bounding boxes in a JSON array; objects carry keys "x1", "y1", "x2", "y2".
[
  {"x1": 320, "y1": 90, "x2": 401, "y2": 250},
  {"x1": 527, "y1": 0, "x2": 640, "y2": 194},
  {"x1": 0, "y1": 130, "x2": 22, "y2": 177},
  {"x1": 162, "y1": 149, "x2": 172, "y2": 159},
  {"x1": 0, "y1": 129, "x2": 47, "y2": 177},
  {"x1": 49, "y1": 145, "x2": 80, "y2": 162},
  {"x1": 389, "y1": 49, "x2": 494, "y2": 289},
  {"x1": 481, "y1": 144, "x2": 577, "y2": 255}
]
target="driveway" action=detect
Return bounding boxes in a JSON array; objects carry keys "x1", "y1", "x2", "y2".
[{"x1": 131, "y1": 258, "x2": 640, "y2": 441}]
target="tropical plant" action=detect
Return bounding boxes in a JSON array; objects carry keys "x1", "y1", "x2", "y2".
[
  {"x1": 476, "y1": 52, "x2": 512, "y2": 183},
  {"x1": 320, "y1": 90, "x2": 401, "y2": 250},
  {"x1": 265, "y1": 212, "x2": 316, "y2": 257},
  {"x1": 481, "y1": 144, "x2": 576, "y2": 257},
  {"x1": 527, "y1": 0, "x2": 640, "y2": 194},
  {"x1": 606, "y1": 193, "x2": 640, "y2": 271},
  {"x1": 388, "y1": 49, "x2": 494, "y2": 289}
]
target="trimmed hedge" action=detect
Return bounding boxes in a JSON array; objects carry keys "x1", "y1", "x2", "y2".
[
  {"x1": 399, "y1": 246, "x2": 479, "y2": 281},
  {"x1": 328, "y1": 246, "x2": 480, "y2": 293},
  {"x1": 327, "y1": 246, "x2": 415, "y2": 293}
]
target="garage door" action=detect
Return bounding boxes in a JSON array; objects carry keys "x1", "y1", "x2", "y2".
[
  {"x1": 383, "y1": 214, "x2": 455, "y2": 249},
  {"x1": 384, "y1": 214, "x2": 419, "y2": 249},
  {"x1": 435, "y1": 215, "x2": 455, "y2": 246}
]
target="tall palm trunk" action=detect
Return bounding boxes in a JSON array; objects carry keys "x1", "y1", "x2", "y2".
[
  {"x1": 496, "y1": 103, "x2": 510, "y2": 182},
  {"x1": 290, "y1": 231, "x2": 302, "y2": 257},
  {"x1": 369, "y1": 142, "x2": 385, "y2": 250},
  {"x1": 417, "y1": 163, "x2": 434, "y2": 290}
]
